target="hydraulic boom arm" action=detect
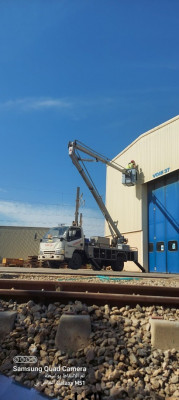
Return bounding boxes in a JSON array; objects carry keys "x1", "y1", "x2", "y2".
[{"x1": 68, "y1": 140, "x2": 128, "y2": 243}]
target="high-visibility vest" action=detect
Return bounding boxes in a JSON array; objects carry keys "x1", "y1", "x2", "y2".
[
  {"x1": 128, "y1": 162, "x2": 136, "y2": 169},
  {"x1": 127, "y1": 163, "x2": 133, "y2": 169}
]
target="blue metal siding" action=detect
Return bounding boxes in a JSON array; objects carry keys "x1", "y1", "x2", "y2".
[
  {"x1": 166, "y1": 174, "x2": 179, "y2": 273},
  {"x1": 148, "y1": 186, "x2": 156, "y2": 271},
  {"x1": 148, "y1": 171, "x2": 179, "y2": 273}
]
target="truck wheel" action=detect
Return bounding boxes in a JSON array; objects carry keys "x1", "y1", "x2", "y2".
[
  {"x1": 111, "y1": 254, "x2": 124, "y2": 271},
  {"x1": 111, "y1": 262, "x2": 124, "y2": 271},
  {"x1": 68, "y1": 253, "x2": 82, "y2": 269}
]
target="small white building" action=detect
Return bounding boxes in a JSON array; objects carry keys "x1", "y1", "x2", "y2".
[{"x1": 105, "y1": 116, "x2": 179, "y2": 273}]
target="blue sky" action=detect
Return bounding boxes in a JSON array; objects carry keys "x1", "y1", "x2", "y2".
[{"x1": 0, "y1": 0, "x2": 178, "y2": 236}]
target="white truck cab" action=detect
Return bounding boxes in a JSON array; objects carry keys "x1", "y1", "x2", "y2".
[{"x1": 38, "y1": 225, "x2": 85, "y2": 267}]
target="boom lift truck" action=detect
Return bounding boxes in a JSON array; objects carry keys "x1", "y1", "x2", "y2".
[
  {"x1": 68, "y1": 140, "x2": 144, "y2": 272},
  {"x1": 38, "y1": 141, "x2": 145, "y2": 272}
]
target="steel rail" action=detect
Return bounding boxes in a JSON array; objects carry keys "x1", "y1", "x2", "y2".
[
  {"x1": 0, "y1": 280, "x2": 178, "y2": 307},
  {"x1": 0, "y1": 279, "x2": 178, "y2": 297},
  {"x1": 0, "y1": 289, "x2": 178, "y2": 307}
]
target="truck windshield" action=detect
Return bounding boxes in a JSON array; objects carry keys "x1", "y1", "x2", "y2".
[{"x1": 42, "y1": 227, "x2": 69, "y2": 243}]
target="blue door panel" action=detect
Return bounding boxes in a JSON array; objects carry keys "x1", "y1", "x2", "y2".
[
  {"x1": 154, "y1": 184, "x2": 166, "y2": 273},
  {"x1": 148, "y1": 172, "x2": 179, "y2": 273},
  {"x1": 148, "y1": 184, "x2": 155, "y2": 272},
  {"x1": 165, "y1": 175, "x2": 179, "y2": 273}
]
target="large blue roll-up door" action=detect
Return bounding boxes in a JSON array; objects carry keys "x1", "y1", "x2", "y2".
[{"x1": 148, "y1": 171, "x2": 179, "y2": 273}]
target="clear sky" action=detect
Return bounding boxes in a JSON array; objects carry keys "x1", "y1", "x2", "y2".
[{"x1": 0, "y1": 0, "x2": 178, "y2": 237}]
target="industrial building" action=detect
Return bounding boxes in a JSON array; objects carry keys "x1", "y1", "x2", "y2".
[
  {"x1": 0, "y1": 226, "x2": 49, "y2": 261},
  {"x1": 105, "y1": 115, "x2": 179, "y2": 273}
]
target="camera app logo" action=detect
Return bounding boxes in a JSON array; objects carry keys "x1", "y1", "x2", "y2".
[{"x1": 13, "y1": 356, "x2": 37, "y2": 363}]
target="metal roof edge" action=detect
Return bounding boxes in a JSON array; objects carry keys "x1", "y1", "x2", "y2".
[{"x1": 111, "y1": 115, "x2": 179, "y2": 162}]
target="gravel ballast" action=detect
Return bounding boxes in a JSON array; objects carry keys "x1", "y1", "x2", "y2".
[{"x1": 0, "y1": 299, "x2": 178, "y2": 400}]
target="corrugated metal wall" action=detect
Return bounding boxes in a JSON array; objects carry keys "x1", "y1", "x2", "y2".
[
  {"x1": 0, "y1": 226, "x2": 49, "y2": 260},
  {"x1": 112, "y1": 115, "x2": 179, "y2": 184},
  {"x1": 105, "y1": 116, "x2": 179, "y2": 270}
]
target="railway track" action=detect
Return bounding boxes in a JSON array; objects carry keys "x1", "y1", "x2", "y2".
[{"x1": 0, "y1": 279, "x2": 178, "y2": 307}]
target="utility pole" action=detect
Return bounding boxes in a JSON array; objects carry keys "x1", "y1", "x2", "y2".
[{"x1": 75, "y1": 187, "x2": 80, "y2": 226}]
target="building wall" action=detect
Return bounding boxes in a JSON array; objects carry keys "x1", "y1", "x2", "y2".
[
  {"x1": 112, "y1": 115, "x2": 179, "y2": 184},
  {"x1": 0, "y1": 226, "x2": 49, "y2": 260},
  {"x1": 105, "y1": 116, "x2": 179, "y2": 271}
]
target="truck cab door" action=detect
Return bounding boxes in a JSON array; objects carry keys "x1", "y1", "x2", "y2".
[{"x1": 65, "y1": 227, "x2": 84, "y2": 258}]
